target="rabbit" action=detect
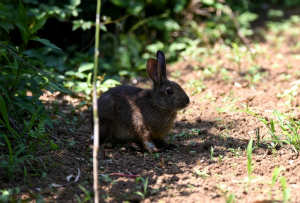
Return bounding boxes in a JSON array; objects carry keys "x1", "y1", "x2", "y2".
[{"x1": 95, "y1": 50, "x2": 190, "y2": 153}]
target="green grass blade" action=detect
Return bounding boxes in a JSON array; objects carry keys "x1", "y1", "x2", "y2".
[{"x1": 0, "y1": 94, "x2": 10, "y2": 128}]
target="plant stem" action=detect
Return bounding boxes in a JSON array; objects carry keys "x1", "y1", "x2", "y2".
[{"x1": 93, "y1": 0, "x2": 101, "y2": 202}]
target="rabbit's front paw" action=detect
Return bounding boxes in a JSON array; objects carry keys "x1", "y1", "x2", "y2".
[
  {"x1": 143, "y1": 141, "x2": 159, "y2": 154},
  {"x1": 148, "y1": 147, "x2": 160, "y2": 154}
]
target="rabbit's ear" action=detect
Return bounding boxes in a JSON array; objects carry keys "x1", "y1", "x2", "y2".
[
  {"x1": 156, "y1": 50, "x2": 166, "y2": 79},
  {"x1": 147, "y1": 58, "x2": 161, "y2": 84}
]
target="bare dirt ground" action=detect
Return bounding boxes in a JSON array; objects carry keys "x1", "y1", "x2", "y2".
[{"x1": 2, "y1": 24, "x2": 300, "y2": 203}]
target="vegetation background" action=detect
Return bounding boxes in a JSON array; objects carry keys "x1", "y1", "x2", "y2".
[{"x1": 1, "y1": 0, "x2": 300, "y2": 201}]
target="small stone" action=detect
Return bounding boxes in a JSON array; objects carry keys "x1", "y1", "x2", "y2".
[{"x1": 120, "y1": 147, "x2": 126, "y2": 151}]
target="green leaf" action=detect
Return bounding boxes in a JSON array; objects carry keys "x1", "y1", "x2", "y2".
[
  {"x1": 111, "y1": 0, "x2": 128, "y2": 7},
  {"x1": 72, "y1": 20, "x2": 93, "y2": 31},
  {"x1": 202, "y1": 0, "x2": 215, "y2": 5},
  {"x1": 169, "y1": 42, "x2": 186, "y2": 52},
  {"x1": 0, "y1": 21, "x2": 14, "y2": 33},
  {"x1": 146, "y1": 41, "x2": 164, "y2": 53},
  {"x1": 15, "y1": 102, "x2": 36, "y2": 115},
  {"x1": 44, "y1": 83, "x2": 72, "y2": 94},
  {"x1": 0, "y1": 2, "x2": 10, "y2": 17},
  {"x1": 78, "y1": 63, "x2": 94, "y2": 72},
  {"x1": 238, "y1": 11, "x2": 258, "y2": 27},
  {"x1": 30, "y1": 13, "x2": 48, "y2": 34},
  {"x1": 148, "y1": 19, "x2": 180, "y2": 31},
  {"x1": 30, "y1": 36, "x2": 61, "y2": 50},
  {"x1": 39, "y1": 47, "x2": 52, "y2": 55},
  {"x1": 0, "y1": 94, "x2": 10, "y2": 128},
  {"x1": 41, "y1": 113, "x2": 53, "y2": 128},
  {"x1": 29, "y1": 105, "x2": 43, "y2": 129},
  {"x1": 15, "y1": 1, "x2": 30, "y2": 43},
  {"x1": 70, "y1": 0, "x2": 81, "y2": 7},
  {"x1": 23, "y1": 49, "x2": 45, "y2": 61},
  {"x1": 100, "y1": 24, "x2": 107, "y2": 31},
  {"x1": 0, "y1": 84, "x2": 17, "y2": 119}
]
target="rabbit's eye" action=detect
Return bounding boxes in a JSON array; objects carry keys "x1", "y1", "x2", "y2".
[{"x1": 166, "y1": 88, "x2": 173, "y2": 95}]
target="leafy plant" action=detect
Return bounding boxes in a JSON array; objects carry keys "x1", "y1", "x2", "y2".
[
  {"x1": 218, "y1": 185, "x2": 236, "y2": 203},
  {"x1": 135, "y1": 177, "x2": 149, "y2": 200},
  {"x1": 280, "y1": 176, "x2": 291, "y2": 203},
  {"x1": 245, "y1": 138, "x2": 255, "y2": 193},
  {"x1": 0, "y1": 0, "x2": 67, "y2": 182}
]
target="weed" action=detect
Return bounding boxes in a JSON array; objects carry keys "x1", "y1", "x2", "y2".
[
  {"x1": 135, "y1": 177, "x2": 149, "y2": 200},
  {"x1": 0, "y1": 188, "x2": 20, "y2": 202},
  {"x1": 276, "y1": 85, "x2": 298, "y2": 106},
  {"x1": 281, "y1": 73, "x2": 292, "y2": 81},
  {"x1": 168, "y1": 131, "x2": 177, "y2": 144},
  {"x1": 269, "y1": 167, "x2": 285, "y2": 199},
  {"x1": 267, "y1": 110, "x2": 300, "y2": 153},
  {"x1": 280, "y1": 176, "x2": 291, "y2": 203},
  {"x1": 218, "y1": 154, "x2": 223, "y2": 162},
  {"x1": 220, "y1": 68, "x2": 232, "y2": 82},
  {"x1": 170, "y1": 70, "x2": 181, "y2": 78},
  {"x1": 204, "y1": 92, "x2": 217, "y2": 102},
  {"x1": 228, "y1": 147, "x2": 242, "y2": 158},
  {"x1": 188, "y1": 128, "x2": 202, "y2": 135},
  {"x1": 244, "y1": 65, "x2": 267, "y2": 87},
  {"x1": 231, "y1": 163, "x2": 238, "y2": 170},
  {"x1": 151, "y1": 153, "x2": 159, "y2": 159},
  {"x1": 187, "y1": 78, "x2": 206, "y2": 95},
  {"x1": 247, "y1": 139, "x2": 255, "y2": 178},
  {"x1": 230, "y1": 43, "x2": 247, "y2": 74},
  {"x1": 75, "y1": 185, "x2": 93, "y2": 203},
  {"x1": 245, "y1": 138, "x2": 255, "y2": 193},
  {"x1": 195, "y1": 171, "x2": 210, "y2": 179},
  {"x1": 218, "y1": 185, "x2": 236, "y2": 203}
]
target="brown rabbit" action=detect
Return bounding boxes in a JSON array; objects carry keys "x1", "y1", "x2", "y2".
[{"x1": 95, "y1": 50, "x2": 190, "y2": 153}]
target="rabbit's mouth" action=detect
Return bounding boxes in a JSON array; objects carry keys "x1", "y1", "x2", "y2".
[
  {"x1": 177, "y1": 96, "x2": 190, "y2": 109},
  {"x1": 176, "y1": 101, "x2": 190, "y2": 110}
]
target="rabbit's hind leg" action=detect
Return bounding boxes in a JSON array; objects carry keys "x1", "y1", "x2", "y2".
[
  {"x1": 99, "y1": 119, "x2": 115, "y2": 145},
  {"x1": 121, "y1": 141, "x2": 143, "y2": 151}
]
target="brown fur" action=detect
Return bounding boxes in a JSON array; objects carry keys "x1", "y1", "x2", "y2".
[{"x1": 95, "y1": 51, "x2": 190, "y2": 153}]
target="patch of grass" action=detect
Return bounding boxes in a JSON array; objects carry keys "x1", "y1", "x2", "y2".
[
  {"x1": 276, "y1": 85, "x2": 298, "y2": 106},
  {"x1": 187, "y1": 78, "x2": 206, "y2": 95}
]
